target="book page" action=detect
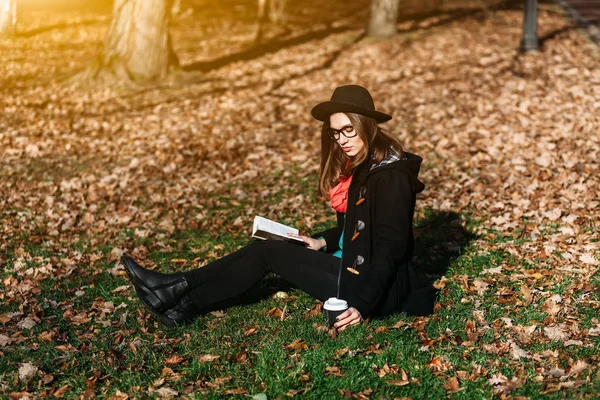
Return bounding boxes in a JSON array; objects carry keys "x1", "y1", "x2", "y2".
[
  {"x1": 252, "y1": 216, "x2": 303, "y2": 243},
  {"x1": 254, "y1": 216, "x2": 298, "y2": 236}
]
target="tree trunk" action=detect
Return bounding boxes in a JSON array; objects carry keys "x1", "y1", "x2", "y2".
[
  {"x1": 368, "y1": 0, "x2": 400, "y2": 38},
  {"x1": 94, "y1": 0, "x2": 178, "y2": 83},
  {"x1": 258, "y1": 0, "x2": 287, "y2": 24},
  {"x1": 255, "y1": 0, "x2": 288, "y2": 41},
  {"x1": 268, "y1": 0, "x2": 287, "y2": 24},
  {"x1": 0, "y1": 0, "x2": 16, "y2": 37},
  {"x1": 171, "y1": 0, "x2": 182, "y2": 16}
]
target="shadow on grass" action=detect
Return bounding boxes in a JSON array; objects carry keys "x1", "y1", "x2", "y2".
[
  {"x1": 16, "y1": 17, "x2": 108, "y2": 38},
  {"x1": 413, "y1": 210, "x2": 478, "y2": 281},
  {"x1": 182, "y1": 24, "x2": 356, "y2": 73},
  {"x1": 538, "y1": 25, "x2": 576, "y2": 47},
  {"x1": 195, "y1": 273, "x2": 293, "y2": 315}
]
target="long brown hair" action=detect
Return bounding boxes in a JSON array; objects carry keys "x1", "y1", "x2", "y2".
[{"x1": 318, "y1": 112, "x2": 403, "y2": 197}]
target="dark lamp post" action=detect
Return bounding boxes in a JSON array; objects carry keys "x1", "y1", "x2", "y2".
[{"x1": 520, "y1": 0, "x2": 539, "y2": 51}]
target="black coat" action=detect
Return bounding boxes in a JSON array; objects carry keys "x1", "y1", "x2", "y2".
[{"x1": 315, "y1": 152, "x2": 434, "y2": 318}]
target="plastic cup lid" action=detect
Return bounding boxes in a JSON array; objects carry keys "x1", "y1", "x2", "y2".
[{"x1": 324, "y1": 297, "x2": 348, "y2": 311}]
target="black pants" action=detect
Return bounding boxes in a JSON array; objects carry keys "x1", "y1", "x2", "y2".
[{"x1": 184, "y1": 240, "x2": 340, "y2": 309}]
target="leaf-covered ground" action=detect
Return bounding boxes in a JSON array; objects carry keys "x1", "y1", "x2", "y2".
[{"x1": 1, "y1": 0, "x2": 599, "y2": 398}]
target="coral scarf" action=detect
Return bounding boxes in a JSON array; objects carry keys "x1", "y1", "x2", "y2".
[{"x1": 328, "y1": 175, "x2": 352, "y2": 213}]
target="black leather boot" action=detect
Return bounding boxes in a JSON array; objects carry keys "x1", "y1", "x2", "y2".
[
  {"x1": 161, "y1": 294, "x2": 200, "y2": 327},
  {"x1": 122, "y1": 255, "x2": 190, "y2": 314}
]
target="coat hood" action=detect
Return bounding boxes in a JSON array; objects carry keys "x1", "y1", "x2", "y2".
[{"x1": 368, "y1": 151, "x2": 425, "y2": 194}]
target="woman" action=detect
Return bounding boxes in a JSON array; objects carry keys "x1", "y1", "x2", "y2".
[{"x1": 123, "y1": 85, "x2": 434, "y2": 330}]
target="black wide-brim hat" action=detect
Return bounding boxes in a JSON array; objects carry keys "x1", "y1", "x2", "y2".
[{"x1": 311, "y1": 84, "x2": 392, "y2": 123}]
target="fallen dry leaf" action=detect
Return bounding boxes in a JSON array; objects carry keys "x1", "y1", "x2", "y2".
[
  {"x1": 9, "y1": 392, "x2": 34, "y2": 400},
  {"x1": 198, "y1": 354, "x2": 220, "y2": 363},
  {"x1": 427, "y1": 356, "x2": 452, "y2": 374},
  {"x1": 244, "y1": 326, "x2": 259, "y2": 336},
  {"x1": 17, "y1": 318, "x2": 37, "y2": 330},
  {"x1": 544, "y1": 326, "x2": 570, "y2": 342},
  {"x1": 52, "y1": 385, "x2": 70, "y2": 398},
  {"x1": 375, "y1": 326, "x2": 388, "y2": 334},
  {"x1": 541, "y1": 298, "x2": 561, "y2": 316},
  {"x1": 164, "y1": 355, "x2": 185, "y2": 365},
  {"x1": 0, "y1": 334, "x2": 12, "y2": 347},
  {"x1": 286, "y1": 388, "x2": 307, "y2": 397},
  {"x1": 152, "y1": 387, "x2": 178, "y2": 398},
  {"x1": 223, "y1": 388, "x2": 247, "y2": 395},
  {"x1": 285, "y1": 338, "x2": 308, "y2": 352},
  {"x1": 305, "y1": 303, "x2": 323, "y2": 318},
  {"x1": 210, "y1": 310, "x2": 226, "y2": 318},
  {"x1": 547, "y1": 368, "x2": 566, "y2": 378},
  {"x1": 509, "y1": 340, "x2": 530, "y2": 360},
  {"x1": 568, "y1": 360, "x2": 588, "y2": 377},
  {"x1": 111, "y1": 285, "x2": 130, "y2": 293},
  {"x1": 325, "y1": 365, "x2": 345, "y2": 377},
  {"x1": 18, "y1": 363, "x2": 37, "y2": 382},
  {"x1": 472, "y1": 278, "x2": 490, "y2": 295},
  {"x1": 232, "y1": 350, "x2": 248, "y2": 364},
  {"x1": 212, "y1": 376, "x2": 232, "y2": 386},
  {"x1": 443, "y1": 376, "x2": 461, "y2": 393},
  {"x1": 387, "y1": 374, "x2": 410, "y2": 386},
  {"x1": 267, "y1": 307, "x2": 284, "y2": 319}
]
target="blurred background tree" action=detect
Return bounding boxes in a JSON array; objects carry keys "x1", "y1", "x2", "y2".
[
  {"x1": 258, "y1": 0, "x2": 287, "y2": 24},
  {"x1": 172, "y1": 0, "x2": 182, "y2": 15},
  {"x1": 369, "y1": 0, "x2": 401, "y2": 37},
  {"x1": 256, "y1": 0, "x2": 288, "y2": 41},
  {"x1": 0, "y1": 0, "x2": 17, "y2": 37},
  {"x1": 86, "y1": 0, "x2": 179, "y2": 83},
  {"x1": 63, "y1": 0, "x2": 507, "y2": 85}
]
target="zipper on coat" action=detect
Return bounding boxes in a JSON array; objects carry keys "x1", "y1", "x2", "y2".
[
  {"x1": 336, "y1": 214, "x2": 346, "y2": 299},
  {"x1": 336, "y1": 166, "x2": 360, "y2": 299}
]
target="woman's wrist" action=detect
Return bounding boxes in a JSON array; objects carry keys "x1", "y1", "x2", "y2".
[{"x1": 318, "y1": 237, "x2": 327, "y2": 250}]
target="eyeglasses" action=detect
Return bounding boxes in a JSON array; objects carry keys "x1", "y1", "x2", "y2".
[{"x1": 327, "y1": 125, "x2": 357, "y2": 140}]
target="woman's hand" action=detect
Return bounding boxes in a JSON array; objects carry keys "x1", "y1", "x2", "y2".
[
  {"x1": 333, "y1": 307, "x2": 363, "y2": 331},
  {"x1": 287, "y1": 234, "x2": 326, "y2": 251}
]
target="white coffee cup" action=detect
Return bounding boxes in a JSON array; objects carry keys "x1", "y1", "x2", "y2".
[{"x1": 323, "y1": 297, "x2": 349, "y2": 327}]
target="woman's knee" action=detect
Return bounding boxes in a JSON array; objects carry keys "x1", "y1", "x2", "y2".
[
  {"x1": 248, "y1": 239, "x2": 289, "y2": 265},
  {"x1": 250, "y1": 239, "x2": 287, "y2": 250},
  {"x1": 247, "y1": 239, "x2": 276, "y2": 257}
]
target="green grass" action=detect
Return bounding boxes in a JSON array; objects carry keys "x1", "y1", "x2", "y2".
[{"x1": 1, "y1": 185, "x2": 599, "y2": 398}]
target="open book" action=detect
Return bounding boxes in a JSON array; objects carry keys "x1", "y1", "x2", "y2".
[{"x1": 252, "y1": 216, "x2": 305, "y2": 245}]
